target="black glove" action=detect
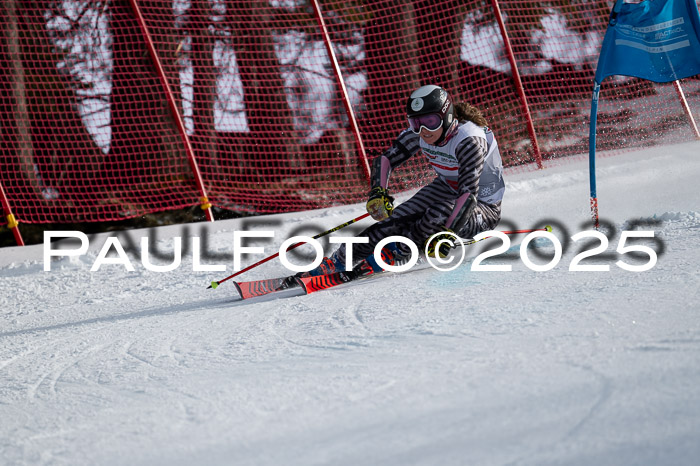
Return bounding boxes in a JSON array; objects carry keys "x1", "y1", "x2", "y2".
[{"x1": 366, "y1": 187, "x2": 394, "y2": 221}]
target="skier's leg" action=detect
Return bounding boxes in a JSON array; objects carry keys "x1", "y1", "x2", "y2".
[
  {"x1": 456, "y1": 201, "x2": 502, "y2": 239},
  {"x1": 332, "y1": 179, "x2": 455, "y2": 267}
]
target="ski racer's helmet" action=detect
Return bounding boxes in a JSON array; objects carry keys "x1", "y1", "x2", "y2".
[{"x1": 406, "y1": 84, "x2": 455, "y2": 145}]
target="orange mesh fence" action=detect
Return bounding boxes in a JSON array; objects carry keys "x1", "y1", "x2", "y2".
[
  {"x1": 1, "y1": 0, "x2": 699, "y2": 233},
  {"x1": 1, "y1": 0, "x2": 198, "y2": 225}
]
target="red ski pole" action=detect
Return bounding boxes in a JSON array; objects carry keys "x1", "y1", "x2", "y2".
[{"x1": 209, "y1": 212, "x2": 371, "y2": 289}]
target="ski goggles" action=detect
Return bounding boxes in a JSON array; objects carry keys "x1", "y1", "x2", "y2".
[{"x1": 408, "y1": 113, "x2": 443, "y2": 133}]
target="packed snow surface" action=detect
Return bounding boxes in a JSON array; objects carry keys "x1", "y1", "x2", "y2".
[{"x1": 1, "y1": 141, "x2": 699, "y2": 465}]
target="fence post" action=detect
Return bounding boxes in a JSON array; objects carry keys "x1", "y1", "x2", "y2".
[
  {"x1": 128, "y1": 0, "x2": 215, "y2": 221},
  {"x1": 0, "y1": 182, "x2": 24, "y2": 246},
  {"x1": 310, "y1": 0, "x2": 372, "y2": 183},
  {"x1": 490, "y1": 0, "x2": 543, "y2": 169},
  {"x1": 673, "y1": 80, "x2": 700, "y2": 139}
]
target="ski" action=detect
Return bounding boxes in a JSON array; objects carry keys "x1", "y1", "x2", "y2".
[
  {"x1": 297, "y1": 257, "x2": 406, "y2": 294},
  {"x1": 233, "y1": 261, "x2": 376, "y2": 300},
  {"x1": 234, "y1": 249, "x2": 425, "y2": 300},
  {"x1": 296, "y1": 270, "x2": 359, "y2": 294},
  {"x1": 233, "y1": 275, "x2": 301, "y2": 299}
]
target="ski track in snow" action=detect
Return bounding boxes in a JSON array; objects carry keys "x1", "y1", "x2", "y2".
[{"x1": 1, "y1": 141, "x2": 699, "y2": 465}]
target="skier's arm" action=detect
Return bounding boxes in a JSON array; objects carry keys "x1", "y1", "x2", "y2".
[
  {"x1": 370, "y1": 129, "x2": 421, "y2": 190},
  {"x1": 367, "y1": 130, "x2": 420, "y2": 221}
]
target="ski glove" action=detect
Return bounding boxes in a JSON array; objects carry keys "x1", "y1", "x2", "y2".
[
  {"x1": 424, "y1": 228, "x2": 458, "y2": 259},
  {"x1": 366, "y1": 187, "x2": 394, "y2": 221}
]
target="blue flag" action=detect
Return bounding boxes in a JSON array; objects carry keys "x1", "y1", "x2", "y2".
[{"x1": 595, "y1": 0, "x2": 700, "y2": 84}]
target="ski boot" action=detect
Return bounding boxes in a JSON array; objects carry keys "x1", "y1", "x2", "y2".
[
  {"x1": 353, "y1": 242, "x2": 411, "y2": 278},
  {"x1": 297, "y1": 253, "x2": 344, "y2": 278}
]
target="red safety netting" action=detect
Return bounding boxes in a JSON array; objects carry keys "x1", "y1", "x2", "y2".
[{"x1": 1, "y1": 0, "x2": 699, "y2": 234}]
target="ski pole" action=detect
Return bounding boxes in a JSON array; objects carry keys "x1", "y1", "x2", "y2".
[
  {"x1": 209, "y1": 212, "x2": 371, "y2": 289},
  {"x1": 459, "y1": 225, "x2": 553, "y2": 247}
]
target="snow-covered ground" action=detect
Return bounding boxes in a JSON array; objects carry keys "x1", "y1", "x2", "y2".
[{"x1": 1, "y1": 141, "x2": 699, "y2": 465}]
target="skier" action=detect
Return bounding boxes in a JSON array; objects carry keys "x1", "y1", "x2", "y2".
[{"x1": 307, "y1": 84, "x2": 505, "y2": 276}]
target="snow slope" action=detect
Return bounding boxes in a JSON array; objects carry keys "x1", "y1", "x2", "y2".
[{"x1": 1, "y1": 141, "x2": 699, "y2": 465}]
